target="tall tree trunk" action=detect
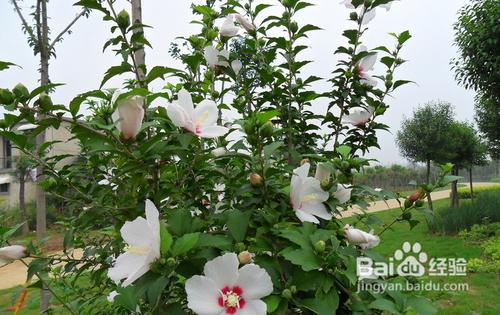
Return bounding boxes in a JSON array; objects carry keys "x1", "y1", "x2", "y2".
[
  {"x1": 131, "y1": 0, "x2": 145, "y2": 82},
  {"x1": 19, "y1": 169, "x2": 29, "y2": 236},
  {"x1": 450, "y1": 166, "x2": 459, "y2": 209},
  {"x1": 37, "y1": 0, "x2": 51, "y2": 311},
  {"x1": 426, "y1": 159, "x2": 434, "y2": 211},
  {"x1": 469, "y1": 167, "x2": 474, "y2": 203}
]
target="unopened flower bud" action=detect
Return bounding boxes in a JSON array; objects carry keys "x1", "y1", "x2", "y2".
[
  {"x1": 234, "y1": 242, "x2": 246, "y2": 252},
  {"x1": 408, "y1": 189, "x2": 424, "y2": 202},
  {"x1": 290, "y1": 285, "x2": 297, "y2": 294},
  {"x1": 404, "y1": 198, "x2": 414, "y2": 209},
  {"x1": 116, "y1": 10, "x2": 131, "y2": 30},
  {"x1": 320, "y1": 179, "x2": 332, "y2": 190},
  {"x1": 290, "y1": 21, "x2": 299, "y2": 33},
  {"x1": 249, "y1": 173, "x2": 263, "y2": 187},
  {"x1": 259, "y1": 121, "x2": 273, "y2": 138},
  {"x1": 238, "y1": 251, "x2": 254, "y2": 264},
  {"x1": 166, "y1": 257, "x2": 176, "y2": 267},
  {"x1": 300, "y1": 158, "x2": 310, "y2": 166},
  {"x1": 38, "y1": 93, "x2": 53, "y2": 108},
  {"x1": 282, "y1": 289, "x2": 293, "y2": 299},
  {"x1": 0, "y1": 245, "x2": 27, "y2": 265},
  {"x1": 13, "y1": 83, "x2": 29, "y2": 100},
  {"x1": 314, "y1": 240, "x2": 326, "y2": 253},
  {"x1": 415, "y1": 200, "x2": 424, "y2": 207},
  {"x1": 349, "y1": 12, "x2": 358, "y2": 21}
]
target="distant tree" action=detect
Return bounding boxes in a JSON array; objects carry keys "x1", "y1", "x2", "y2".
[
  {"x1": 452, "y1": 0, "x2": 500, "y2": 102},
  {"x1": 442, "y1": 121, "x2": 488, "y2": 208},
  {"x1": 396, "y1": 101, "x2": 454, "y2": 210},
  {"x1": 475, "y1": 93, "x2": 500, "y2": 175}
]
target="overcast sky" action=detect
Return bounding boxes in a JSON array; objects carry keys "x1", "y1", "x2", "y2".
[{"x1": 0, "y1": 0, "x2": 476, "y2": 165}]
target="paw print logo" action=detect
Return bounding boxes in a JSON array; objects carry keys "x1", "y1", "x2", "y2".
[{"x1": 394, "y1": 242, "x2": 428, "y2": 277}]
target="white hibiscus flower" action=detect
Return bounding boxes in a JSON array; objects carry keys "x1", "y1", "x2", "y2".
[
  {"x1": 166, "y1": 89, "x2": 229, "y2": 138},
  {"x1": 344, "y1": 224, "x2": 380, "y2": 249},
  {"x1": 185, "y1": 253, "x2": 273, "y2": 315},
  {"x1": 290, "y1": 163, "x2": 332, "y2": 224},
  {"x1": 107, "y1": 200, "x2": 160, "y2": 287}
]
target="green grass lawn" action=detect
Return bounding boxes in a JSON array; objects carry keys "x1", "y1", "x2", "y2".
[{"x1": 344, "y1": 198, "x2": 500, "y2": 314}]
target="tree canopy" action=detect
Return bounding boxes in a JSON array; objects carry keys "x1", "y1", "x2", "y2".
[
  {"x1": 396, "y1": 101, "x2": 454, "y2": 165},
  {"x1": 475, "y1": 93, "x2": 500, "y2": 160},
  {"x1": 453, "y1": 0, "x2": 500, "y2": 101}
]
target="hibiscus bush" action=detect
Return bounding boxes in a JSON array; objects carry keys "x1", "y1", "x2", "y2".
[{"x1": 0, "y1": 0, "x2": 459, "y2": 314}]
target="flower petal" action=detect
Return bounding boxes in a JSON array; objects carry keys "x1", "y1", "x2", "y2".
[
  {"x1": 167, "y1": 102, "x2": 190, "y2": 129},
  {"x1": 300, "y1": 177, "x2": 329, "y2": 203},
  {"x1": 314, "y1": 163, "x2": 331, "y2": 182},
  {"x1": 198, "y1": 126, "x2": 229, "y2": 138},
  {"x1": 185, "y1": 275, "x2": 224, "y2": 315},
  {"x1": 204, "y1": 47, "x2": 219, "y2": 68},
  {"x1": 122, "y1": 250, "x2": 157, "y2": 287},
  {"x1": 237, "y1": 264, "x2": 273, "y2": 300},
  {"x1": 178, "y1": 89, "x2": 194, "y2": 115},
  {"x1": 360, "y1": 53, "x2": 377, "y2": 72},
  {"x1": 237, "y1": 299, "x2": 267, "y2": 315},
  {"x1": 120, "y1": 217, "x2": 153, "y2": 247},
  {"x1": 145, "y1": 199, "x2": 159, "y2": 238},
  {"x1": 203, "y1": 253, "x2": 239, "y2": 289},
  {"x1": 193, "y1": 100, "x2": 218, "y2": 127},
  {"x1": 335, "y1": 184, "x2": 352, "y2": 204},
  {"x1": 295, "y1": 209, "x2": 320, "y2": 224},
  {"x1": 302, "y1": 202, "x2": 332, "y2": 221},
  {"x1": 362, "y1": 9, "x2": 376, "y2": 25},
  {"x1": 107, "y1": 252, "x2": 148, "y2": 284},
  {"x1": 293, "y1": 163, "x2": 310, "y2": 179}
]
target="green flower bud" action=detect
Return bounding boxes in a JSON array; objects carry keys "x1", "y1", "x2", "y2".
[
  {"x1": 13, "y1": 83, "x2": 29, "y2": 100},
  {"x1": 320, "y1": 179, "x2": 332, "y2": 191},
  {"x1": 243, "y1": 120, "x2": 254, "y2": 135},
  {"x1": 0, "y1": 89, "x2": 14, "y2": 105},
  {"x1": 290, "y1": 286, "x2": 297, "y2": 294},
  {"x1": 314, "y1": 240, "x2": 326, "y2": 253},
  {"x1": 282, "y1": 289, "x2": 293, "y2": 299},
  {"x1": 415, "y1": 200, "x2": 424, "y2": 207},
  {"x1": 116, "y1": 10, "x2": 131, "y2": 30},
  {"x1": 259, "y1": 121, "x2": 274, "y2": 138},
  {"x1": 404, "y1": 198, "x2": 414, "y2": 209},
  {"x1": 349, "y1": 12, "x2": 358, "y2": 21},
  {"x1": 38, "y1": 93, "x2": 53, "y2": 108},
  {"x1": 290, "y1": 21, "x2": 299, "y2": 33},
  {"x1": 166, "y1": 257, "x2": 176, "y2": 267}
]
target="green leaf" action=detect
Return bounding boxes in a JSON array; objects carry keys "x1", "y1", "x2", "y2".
[
  {"x1": 100, "y1": 63, "x2": 133, "y2": 88},
  {"x1": 227, "y1": 210, "x2": 251, "y2": 242},
  {"x1": 171, "y1": 233, "x2": 199, "y2": 256},
  {"x1": 301, "y1": 290, "x2": 339, "y2": 315},
  {"x1": 406, "y1": 296, "x2": 437, "y2": 315},
  {"x1": 263, "y1": 141, "x2": 283, "y2": 160},
  {"x1": 281, "y1": 247, "x2": 320, "y2": 271},
  {"x1": 0, "y1": 222, "x2": 25, "y2": 242},
  {"x1": 398, "y1": 30, "x2": 412, "y2": 45},
  {"x1": 336, "y1": 145, "x2": 352, "y2": 158},
  {"x1": 145, "y1": 66, "x2": 181, "y2": 84},
  {"x1": 197, "y1": 234, "x2": 232, "y2": 250},
  {"x1": 263, "y1": 295, "x2": 281, "y2": 313},
  {"x1": 441, "y1": 175, "x2": 462, "y2": 185},
  {"x1": 392, "y1": 80, "x2": 414, "y2": 90},
  {"x1": 369, "y1": 299, "x2": 400, "y2": 314},
  {"x1": 160, "y1": 221, "x2": 173, "y2": 255},
  {"x1": 256, "y1": 109, "x2": 279, "y2": 123},
  {"x1": 0, "y1": 61, "x2": 19, "y2": 71},
  {"x1": 29, "y1": 83, "x2": 65, "y2": 100},
  {"x1": 27, "y1": 259, "x2": 50, "y2": 281},
  {"x1": 115, "y1": 286, "x2": 138, "y2": 311},
  {"x1": 147, "y1": 276, "x2": 169, "y2": 306}
]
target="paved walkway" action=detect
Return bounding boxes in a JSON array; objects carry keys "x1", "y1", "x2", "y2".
[
  {"x1": 338, "y1": 182, "x2": 496, "y2": 218},
  {"x1": 0, "y1": 182, "x2": 497, "y2": 290}
]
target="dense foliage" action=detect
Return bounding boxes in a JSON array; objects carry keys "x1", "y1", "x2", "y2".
[
  {"x1": 0, "y1": 0, "x2": 460, "y2": 314},
  {"x1": 452, "y1": 0, "x2": 500, "y2": 102}
]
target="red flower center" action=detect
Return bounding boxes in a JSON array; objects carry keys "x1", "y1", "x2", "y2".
[{"x1": 218, "y1": 286, "x2": 246, "y2": 314}]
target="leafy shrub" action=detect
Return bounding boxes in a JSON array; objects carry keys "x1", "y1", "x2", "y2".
[
  {"x1": 430, "y1": 191, "x2": 500, "y2": 234},
  {"x1": 458, "y1": 222, "x2": 500, "y2": 243},
  {"x1": 490, "y1": 177, "x2": 500, "y2": 183},
  {"x1": 455, "y1": 185, "x2": 500, "y2": 199},
  {"x1": 467, "y1": 237, "x2": 500, "y2": 273}
]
